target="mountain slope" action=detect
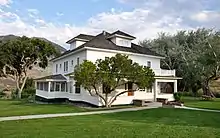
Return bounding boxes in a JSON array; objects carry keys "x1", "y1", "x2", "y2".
[{"x1": 0, "y1": 35, "x2": 67, "y2": 53}]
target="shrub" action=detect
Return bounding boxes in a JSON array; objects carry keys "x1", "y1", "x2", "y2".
[
  {"x1": 196, "y1": 89, "x2": 203, "y2": 97},
  {"x1": 11, "y1": 89, "x2": 18, "y2": 99},
  {"x1": 174, "y1": 92, "x2": 182, "y2": 102},
  {"x1": 181, "y1": 91, "x2": 194, "y2": 97},
  {"x1": 22, "y1": 87, "x2": 36, "y2": 99},
  {"x1": 0, "y1": 90, "x2": 6, "y2": 98}
]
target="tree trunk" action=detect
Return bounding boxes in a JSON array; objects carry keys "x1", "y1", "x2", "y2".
[
  {"x1": 16, "y1": 75, "x2": 28, "y2": 99},
  {"x1": 18, "y1": 89, "x2": 22, "y2": 99},
  {"x1": 202, "y1": 79, "x2": 215, "y2": 97},
  {"x1": 104, "y1": 93, "x2": 109, "y2": 108}
]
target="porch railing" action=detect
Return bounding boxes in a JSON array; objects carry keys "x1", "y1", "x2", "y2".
[{"x1": 154, "y1": 69, "x2": 175, "y2": 76}]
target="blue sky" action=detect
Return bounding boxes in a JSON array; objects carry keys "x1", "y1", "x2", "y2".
[{"x1": 0, "y1": 0, "x2": 220, "y2": 49}]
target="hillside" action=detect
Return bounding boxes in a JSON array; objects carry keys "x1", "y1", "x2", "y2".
[
  {"x1": 0, "y1": 35, "x2": 67, "y2": 53},
  {"x1": 0, "y1": 35, "x2": 67, "y2": 89}
]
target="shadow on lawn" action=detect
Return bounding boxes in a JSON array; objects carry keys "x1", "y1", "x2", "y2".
[{"x1": 101, "y1": 108, "x2": 220, "y2": 129}]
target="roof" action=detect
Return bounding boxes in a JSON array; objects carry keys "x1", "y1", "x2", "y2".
[
  {"x1": 109, "y1": 30, "x2": 136, "y2": 39},
  {"x1": 52, "y1": 31, "x2": 163, "y2": 61},
  {"x1": 66, "y1": 34, "x2": 94, "y2": 44},
  {"x1": 34, "y1": 74, "x2": 67, "y2": 80}
]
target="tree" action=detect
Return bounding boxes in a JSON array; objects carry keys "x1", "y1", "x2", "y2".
[
  {"x1": 0, "y1": 36, "x2": 58, "y2": 99},
  {"x1": 140, "y1": 28, "x2": 220, "y2": 96},
  {"x1": 74, "y1": 54, "x2": 155, "y2": 107}
]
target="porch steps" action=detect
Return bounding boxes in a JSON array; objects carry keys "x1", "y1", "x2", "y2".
[
  {"x1": 133, "y1": 99, "x2": 162, "y2": 107},
  {"x1": 145, "y1": 102, "x2": 162, "y2": 107}
]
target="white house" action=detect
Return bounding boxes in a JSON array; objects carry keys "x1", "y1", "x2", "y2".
[{"x1": 35, "y1": 30, "x2": 181, "y2": 106}]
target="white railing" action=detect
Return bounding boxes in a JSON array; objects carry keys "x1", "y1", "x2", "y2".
[{"x1": 153, "y1": 69, "x2": 175, "y2": 76}]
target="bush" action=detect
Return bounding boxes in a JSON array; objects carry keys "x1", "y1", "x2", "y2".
[
  {"x1": 174, "y1": 92, "x2": 182, "y2": 102},
  {"x1": 0, "y1": 90, "x2": 6, "y2": 98},
  {"x1": 22, "y1": 87, "x2": 36, "y2": 99},
  {"x1": 11, "y1": 89, "x2": 18, "y2": 99},
  {"x1": 181, "y1": 91, "x2": 194, "y2": 97}
]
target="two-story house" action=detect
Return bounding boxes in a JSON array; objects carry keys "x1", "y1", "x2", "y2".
[{"x1": 35, "y1": 30, "x2": 181, "y2": 106}]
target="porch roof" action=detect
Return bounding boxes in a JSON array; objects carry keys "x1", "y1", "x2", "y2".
[{"x1": 34, "y1": 74, "x2": 67, "y2": 81}]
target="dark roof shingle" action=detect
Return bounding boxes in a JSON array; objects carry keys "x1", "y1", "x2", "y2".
[
  {"x1": 52, "y1": 31, "x2": 163, "y2": 61},
  {"x1": 66, "y1": 34, "x2": 94, "y2": 44}
]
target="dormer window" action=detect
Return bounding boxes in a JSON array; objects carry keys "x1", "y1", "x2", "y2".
[
  {"x1": 108, "y1": 30, "x2": 135, "y2": 48},
  {"x1": 66, "y1": 34, "x2": 94, "y2": 50}
]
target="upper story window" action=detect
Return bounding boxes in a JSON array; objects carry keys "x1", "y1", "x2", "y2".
[
  {"x1": 77, "y1": 57, "x2": 80, "y2": 66},
  {"x1": 64, "y1": 61, "x2": 68, "y2": 72},
  {"x1": 56, "y1": 64, "x2": 58, "y2": 73},
  {"x1": 71, "y1": 60, "x2": 74, "y2": 66},
  {"x1": 147, "y1": 61, "x2": 151, "y2": 68},
  {"x1": 119, "y1": 39, "x2": 130, "y2": 46}
]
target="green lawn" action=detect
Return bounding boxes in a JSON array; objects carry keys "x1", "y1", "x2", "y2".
[
  {"x1": 0, "y1": 100, "x2": 136, "y2": 117},
  {"x1": 183, "y1": 96, "x2": 220, "y2": 110},
  {"x1": 0, "y1": 108, "x2": 220, "y2": 138},
  {"x1": 0, "y1": 100, "x2": 88, "y2": 117}
]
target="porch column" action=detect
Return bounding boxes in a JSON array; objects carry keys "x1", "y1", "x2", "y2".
[
  {"x1": 154, "y1": 80, "x2": 158, "y2": 102},
  {"x1": 174, "y1": 80, "x2": 177, "y2": 93},
  {"x1": 48, "y1": 82, "x2": 51, "y2": 92}
]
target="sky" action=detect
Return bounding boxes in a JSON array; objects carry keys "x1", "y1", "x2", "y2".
[{"x1": 0, "y1": 0, "x2": 220, "y2": 49}]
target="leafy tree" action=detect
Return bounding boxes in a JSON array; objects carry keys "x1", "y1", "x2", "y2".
[
  {"x1": 140, "y1": 28, "x2": 220, "y2": 96},
  {"x1": 0, "y1": 36, "x2": 58, "y2": 99},
  {"x1": 74, "y1": 54, "x2": 155, "y2": 107}
]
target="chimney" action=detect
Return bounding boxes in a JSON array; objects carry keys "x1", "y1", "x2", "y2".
[{"x1": 103, "y1": 31, "x2": 106, "y2": 36}]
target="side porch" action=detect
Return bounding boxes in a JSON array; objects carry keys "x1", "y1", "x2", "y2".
[
  {"x1": 35, "y1": 74, "x2": 69, "y2": 99},
  {"x1": 154, "y1": 76, "x2": 182, "y2": 101}
]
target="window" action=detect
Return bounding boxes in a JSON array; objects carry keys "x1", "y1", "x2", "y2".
[
  {"x1": 56, "y1": 64, "x2": 58, "y2": 73},
  {"x1": 119, "y1": 39, "x2": 129, "y2": 46},
  {"x1": 69, "y1": 82, "x2": 73, "y2": 93},
  {"x1": 64, "y1": 61, "x2": 68, "y2": 72},
  {"x1": 40, "y1": 82, "x2": 43, "y2": 90},
  {"x1": 44, "y1": 82, "x2": 48, "y2": 91},
  {"x1": 147, "y1": 61, "x2": 151, "y2": 68},
  {"x1": 50, "y1": 82, "x2": 55, "y2": 92},
  {"x1": 75, "y1": 82, "x2": 81, "y2": 94},
  {"x1": 125, "y1": 82, "x2": 134, "y2": 96},
  {"x1": 60, "y1": 64, "x2": 62, "y2": 69},
  {"x1": 61, "y1": 82, "x2": 66, "y2": 92},
  {"x1": 146, "y1": 88, "x2": 152, "y2": 93},
  {"x1": 71, "y1": 60, "x2": 74, "y2": 66},
  {"x1": 37, "y1": 82, "x2": 40, "y2": 90},
  {"x1": 77, "y1": 57, "x2": 80, "y2": 66},
  {"x1": 55, "y1": 82, "x2": 60, "y2": 91},
  {"x1": 139, "y1": 87, "x2": 145, "y2": 92},
  {"x1": 66, "y1": 83, "x2": 68, "y2": 92}
]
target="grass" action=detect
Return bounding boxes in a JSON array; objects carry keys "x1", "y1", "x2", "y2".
[
  {"x1": 0, "y1": 108, "x2": 220, "y2": 138},
  {"x1": 183, "y1": 96, "x2": 220, "y2": 110},
  {"x1": 0, "y1": 100, "x2": 137, "y2": 117},
  {"x1": 0, "y1": 100, "x2": 88, "y2": 117}
]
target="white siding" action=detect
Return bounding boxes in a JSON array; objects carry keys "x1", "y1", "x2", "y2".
[
  {"x1": 86, "y1": 49, "x2": 161, "y2": 70},
  {"x1": 70, "y1": 41, "x2": 86, "y2": 50},
  {"x1": 52, "y1": 50, "x2": 86, "y2": 76}
]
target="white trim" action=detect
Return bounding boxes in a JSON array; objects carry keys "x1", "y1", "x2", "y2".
[
  {"x1": 52, "y1": 45, "x2": 164, "y2": 62},
  {"x1": 155, "y1": 76, "x2": 182, "y2": 80},
  {"x1": 85, "y1": 47, "x2": 164, "y2": 59},
  {"x1": 51, "y1": 47, "x2": 86, "y2": 62},
  {"x1": 108, "y1": 34, "x2": 135, "y2": 40},
  {"x1": 74, "y1": 38, "x2": 90, "y2": 42}
]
